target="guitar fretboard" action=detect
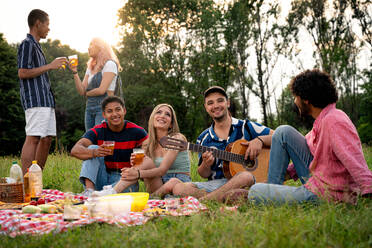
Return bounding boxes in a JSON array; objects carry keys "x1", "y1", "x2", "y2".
[{"x1": 188, "y1": 143, "x2": 251, "y2": 165}]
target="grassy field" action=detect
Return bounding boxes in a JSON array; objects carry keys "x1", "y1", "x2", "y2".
[{"x1": 0, "y1": 146, "x2": 371, "y2": 247}]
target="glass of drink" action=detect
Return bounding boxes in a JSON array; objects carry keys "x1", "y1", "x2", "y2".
[
  {"x1": 103, "y1": 141, "x2": 115, "y2": 155},
  {"x1": 57, "y1": 57, "x2": 67, "y2": 69},
  {"x1": 132, "y1": 148, "x2": 145, "y2": 167},
  {"x1": 68, "y1": 54, "x2": 78, "y2": 67}
]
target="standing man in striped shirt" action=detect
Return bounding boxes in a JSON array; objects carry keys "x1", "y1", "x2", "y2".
[{"x1": 18, "y1": 9, "x2": 68, "y2": 174}]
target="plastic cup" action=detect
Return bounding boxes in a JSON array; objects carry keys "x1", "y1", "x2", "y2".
[
  {"x1": 132, "y1": 148, "x2": 145, "y2": 167},
  {"x1": 68, "y1": 54, "x2": 78, "y2": 67},
  {"x1": 103, "y1": 141, "x2": 115, "y2": 155},
  {"x1": 57, "y1": 57, "x2": 67, "y2": 69}
]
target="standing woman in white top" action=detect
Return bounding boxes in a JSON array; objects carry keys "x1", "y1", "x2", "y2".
[{"x1": 70, "y1": 37, "x2": 122, "y2": 130}]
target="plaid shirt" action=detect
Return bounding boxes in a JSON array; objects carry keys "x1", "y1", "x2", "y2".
[{"x1": 17, "y1": 34, "x2": 55, "y2": 110}]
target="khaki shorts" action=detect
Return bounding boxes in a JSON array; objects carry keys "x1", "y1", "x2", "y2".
[{"x1": 25, "y1": 107, "x2": 56, "y2": 137}]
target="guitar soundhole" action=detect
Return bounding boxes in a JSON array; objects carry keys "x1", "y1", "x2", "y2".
[{"x1": 243, "y1": 159, "x2": 257, "y2": 171}]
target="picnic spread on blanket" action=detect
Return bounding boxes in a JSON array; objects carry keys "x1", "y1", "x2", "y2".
[{"x1": 0, "y1": 189, "x2": 207, "y2": 237}]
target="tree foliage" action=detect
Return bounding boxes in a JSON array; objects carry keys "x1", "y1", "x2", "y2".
[{"x1": 0, "y1": 33, "x2": 25, "y2": 156}]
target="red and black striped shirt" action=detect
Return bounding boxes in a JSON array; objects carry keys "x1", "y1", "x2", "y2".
[{"x1": 83, "y1": 120, "x2": 148, "y2": 170}]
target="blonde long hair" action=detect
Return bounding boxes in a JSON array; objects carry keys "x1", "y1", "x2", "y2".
[
  {"x1": 144, "y1": 104, "x2": 180, "y2": 159},
  {"x1": 87, "y1": 37, "x2": 122, "y2": 74}
]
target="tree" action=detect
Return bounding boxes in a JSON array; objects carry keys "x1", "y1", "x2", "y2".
[
  {"x1": 117, "y1": 0, "x2": 225, "y2": 141},
  {"x1": 224, "y1": 0, "x2": 299, "y2": 126},
  {"x1": 0, "y1": 33, "x2": 25, "y2": 156},
  {"x1": 289, "y1": 0, "x2": 363, "y2": 124}
]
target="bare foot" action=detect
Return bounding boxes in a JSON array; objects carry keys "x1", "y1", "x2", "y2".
[{"x1": 223, "y1": 189, "x2": 249, "y2": 205}]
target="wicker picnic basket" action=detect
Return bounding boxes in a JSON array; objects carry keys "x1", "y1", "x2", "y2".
[{"x1": 0, "y1": 178, "x2": 24, "y2": 203}]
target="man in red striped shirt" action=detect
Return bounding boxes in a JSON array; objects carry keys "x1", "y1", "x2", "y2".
[
  {"x1": 71, "y1": 96, "x2": 148, "y2": 196},
  {"x1": 245, "y1": 69, "x2": 372, "y2": 205}
]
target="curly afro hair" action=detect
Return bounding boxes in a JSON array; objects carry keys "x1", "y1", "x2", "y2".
[{"x1": 290, "y1": 69, "x2": 338, "y2": 108}]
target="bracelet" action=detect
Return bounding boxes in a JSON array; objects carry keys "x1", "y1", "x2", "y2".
[
  {"x1": 256, "y1": 137, "x2": 264, "y2": 146},
  {"x1": 137, "y1": 169, "x2": 141, "y2": 180},
  {"x1": 72, "y1": 71, "x2": 78, "y2": 74}
]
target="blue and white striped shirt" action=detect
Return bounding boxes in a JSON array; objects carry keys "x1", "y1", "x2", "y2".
[
  {"x1": 196, "y1": 117, "x2": 270, "y2": 180},
  {"x1": 17, "y1": 34, "x2": 55, "y2": 110}
]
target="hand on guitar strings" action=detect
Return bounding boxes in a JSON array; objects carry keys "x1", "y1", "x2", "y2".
[
  {"x1": 241, "y1": 138, "x2": 263, "y2": 161},
  {"x1": 201, "y1": 150, "x2": 215, "y2": 167}
]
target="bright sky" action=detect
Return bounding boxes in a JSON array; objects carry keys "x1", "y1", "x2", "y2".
[{"x1": 0, "y1": 0, "x2": 125, "y2": 52}]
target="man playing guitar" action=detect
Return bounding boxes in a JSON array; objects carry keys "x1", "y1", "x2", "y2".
[{"x1": 172, "y1": 86, "x2": 274, "y2": 202}]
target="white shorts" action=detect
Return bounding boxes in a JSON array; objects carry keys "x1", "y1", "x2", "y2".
[{"x1": 25, "y1": 107, "x2": 56, "y2": 137}]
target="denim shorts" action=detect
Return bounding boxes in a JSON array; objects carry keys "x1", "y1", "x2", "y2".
[
  {"x1": 192, "y1": 178, "x2": 228, "y2": 193},
  {"x1": 162, "y1": 173, "x2": 191, "y2": 184}
]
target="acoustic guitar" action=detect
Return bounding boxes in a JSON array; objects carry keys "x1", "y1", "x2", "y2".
[{"x1": 159, "y1": 136, "x2": 270, "y2": 183}]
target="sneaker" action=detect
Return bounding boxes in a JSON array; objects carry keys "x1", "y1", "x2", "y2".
[
  {"x1": 91, "y1": 187, "x2": 117, "y2": 197},
  {"x1": 81, "y1": 188, "x2": 94, "y2": 197}
]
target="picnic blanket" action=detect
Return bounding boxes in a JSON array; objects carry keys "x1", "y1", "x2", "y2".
[{"x1": 0, "y1": 189, "x2": 207, "y2": 238}]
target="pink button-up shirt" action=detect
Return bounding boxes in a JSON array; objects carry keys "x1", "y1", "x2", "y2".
[{"x1": 300, "y1": 103, "x2": 372, "y2": 204}]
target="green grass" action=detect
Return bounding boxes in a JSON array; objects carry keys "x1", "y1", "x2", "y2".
[{"x1": 1, "y1": 146, "x2": 372, "y2": 247}]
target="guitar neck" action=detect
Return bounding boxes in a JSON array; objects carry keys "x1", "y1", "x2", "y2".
[{"x1": 188, "y1": 143, "x2": 247, "y2": 164}]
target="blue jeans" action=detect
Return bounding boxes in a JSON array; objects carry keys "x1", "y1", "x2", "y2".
[
  {"x1": 85, "y1": 103, "x2": 104, "y2": 131},
  {"x1": 79, "y1": 145, "x2": 138, "y2": 192},
  {"x1": 248, "y1": 184, "x2": 319, "y2": 205},
  {"x1": 248, "y1": 125, "x2": 317, "y2": 205},
  {"x1": 162, "y1": 173, "x2": 191, "y2": 184},
  {"x1": 268, "y1": 125, "x2": 313, "y2": 184}
]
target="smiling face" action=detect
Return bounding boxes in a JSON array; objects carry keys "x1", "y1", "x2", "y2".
[
  {"x1": 36, "y1": 18, "x2": 50, "y2": 39},
  {"x1": 102, "y1": 101, "x2": 126, "y2": 130},
  {"x1": 204, "y1": 92, "x2": 230, "y2": 122},
  {"x1": 88, "y1": 41, "x2": 100, "y2": 58},
  {"x1": 153, "y1": 105, "x2": 173, "y2": 131}
]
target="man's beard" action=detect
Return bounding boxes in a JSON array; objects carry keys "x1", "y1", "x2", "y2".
[
  {"x1": 213, "y1": 111, "x2": 228, "y2": 123},
  {"x1": 298, "y1": 100, "x2": 310, "y2": 117},
  {"x1": 292, "y1": 102, "x2": 314, "y2": 128}
]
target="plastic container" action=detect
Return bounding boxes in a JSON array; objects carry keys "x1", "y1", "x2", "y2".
[
  {"x1": 109, "y1": 192, "x2": 149, "y2": 212},
  {"x1": 29, "y1": 160, "x2": 43, "y2": 198},
  {"x1": 9, "y1": 161, "x2": 23, "y2": 183},
  {"x1": 24, "y1": 169, "x2": 31, "y2": 202},
  {"x1": 92, "y1": 195, "x2": 133, "y2": 217}
]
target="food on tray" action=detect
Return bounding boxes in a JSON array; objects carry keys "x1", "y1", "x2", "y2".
[
  {"x1": 39, "y1": 204, "x2": 57, "y2": 214},
  {"x1": 22, "y1": 205, "x2": 41, "y2": 214}
]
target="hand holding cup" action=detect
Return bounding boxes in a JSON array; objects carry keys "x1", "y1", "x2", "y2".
[
  {"x1": 67, "y1": 54, "x2": 78, "y2": 73},
  {"x1": 102, "y1": 141, "x2": 115, "y2": 156},
  {"x1": 131, "y1": 148, "x2": 145, "y2": 167}
]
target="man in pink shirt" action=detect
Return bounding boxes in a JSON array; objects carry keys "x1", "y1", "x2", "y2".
[{"x1": 246, "y1": 69, "x2": 372, "y2": 205}]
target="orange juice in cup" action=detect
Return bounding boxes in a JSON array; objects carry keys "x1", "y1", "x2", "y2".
[
  {"x1": 68, "y1": 55, "x2": 78, "y2": 67},
  {"x1": 132, "y1": 148, "x2": 145, "y2": 166},
  {"x1": 103, "y1": 141, "x2": 115, "y2": 155}
]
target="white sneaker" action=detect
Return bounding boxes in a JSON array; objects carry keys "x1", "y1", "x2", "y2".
[
  {"x1": 81, "y1": 188, "x2": 94, "y2": 197},
  {"x1": 91, "y1": 187, "x2": 117, "y2": 197}
]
